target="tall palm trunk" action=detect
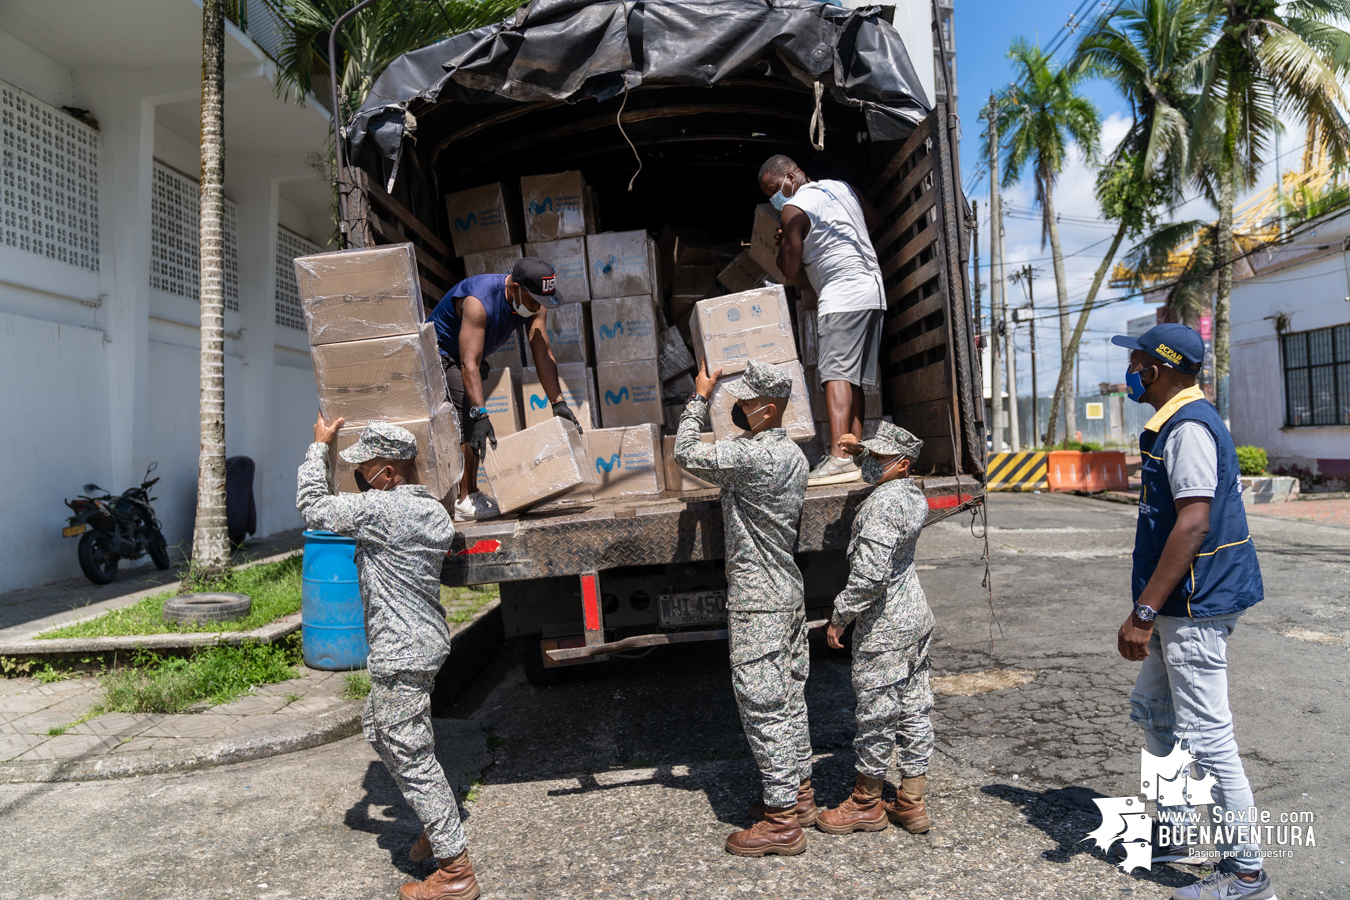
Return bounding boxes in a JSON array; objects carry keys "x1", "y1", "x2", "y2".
[
  {"x1": 1212, "y1": 165, "x2": 1235, "y2": 425},
  {"x1": 1046, "y1": 222, "x2": 1128, "y2": 445},
  {"x1": 1041, "y1": 172, "x2": 1076, "y2": 442},
  {"x1": 190, "y1": 0, "x2": 230, "y2": 580}
]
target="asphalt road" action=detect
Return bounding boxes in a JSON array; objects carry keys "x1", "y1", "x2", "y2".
[{"x1": 2, "y1": 493, "x2": 1347, "y2": 900}]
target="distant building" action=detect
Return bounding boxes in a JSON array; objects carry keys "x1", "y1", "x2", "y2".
[{"x1": 1231, "y1": 214, "x2": 1350, "y2": 490}]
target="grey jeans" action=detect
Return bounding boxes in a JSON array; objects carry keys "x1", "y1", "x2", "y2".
[{"x1": 1130, "y1": 612, "x2": 1260, "y2": 872}]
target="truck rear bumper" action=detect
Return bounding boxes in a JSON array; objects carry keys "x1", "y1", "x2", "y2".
[{"x1": 544, "y1": 619, "x2": 830, "y2": 662}]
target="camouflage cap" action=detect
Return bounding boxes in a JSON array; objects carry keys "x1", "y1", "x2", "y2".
[
  {"x1": 725, "y1": 359, "x2": 793, "y2": 401},
  {"x1": 860, "y1": 420, "x2": 923, "y2": 460},
  {"x1": 338, "y1": 421, "x2": 419, "y2": 464}
]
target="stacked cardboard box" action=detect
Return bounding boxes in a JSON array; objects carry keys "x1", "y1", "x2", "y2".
[
  {"x1": 463, "y1": 245, "x2": 523, "y2": 278},
  {"x1": 591, "y1": 292, "x2": 663, "y2": 428},
  {"x1": 562, "y1": 424, "x2": 666, "y2": 503},
  {"x1": 522, "y1": 363, "x2": 597, "y2": 430},
  {"x1": 689, "y1": 285, "x2": 797, "y2": 376},
  {"x1": 481, "y1": 418, "x2": 599, "y2": 514},
  {"x1": 444, "y1": 183, "x2": 525, "y2": 258},
  {"x1": 294, "y1": 244, "x2": 463, "y2": 503},
  {"x1": 661, "y1": 434, "x2": 717, "y2": 492}
]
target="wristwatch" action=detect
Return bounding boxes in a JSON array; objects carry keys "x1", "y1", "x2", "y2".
[
  {"x1": 467, "y1": 406, "x2": 490, "y2": 421},
  {"x1": 1132, "y1": 602, "x2": 1158, "y2": 623},
  {"x1": 688, "y1": 392, "x2": 707, "y2": 404}
]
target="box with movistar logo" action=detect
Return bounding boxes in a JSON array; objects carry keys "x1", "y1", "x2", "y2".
[
  {"x1": 586, "y1": 230, "x2": 656, "y2": 299},
  {"x1": 544, "y1": 302, "x2": 590, "y2": 365},
  {"x1": 443, "y1": 182, "x2": 524, "y2": 257},
  {"x1": 595, "y1": 359, "x2": 662, "y2": 427},
  {"x1": 591, "y1": 295, "x2": 659, "y2": 364},
  {"x1": 562, "y1": 424, "x2": 666, "y2": 503},
  {"x1": 689, "y1": 285, "x2": 796, "y2": 375},
  {"x1": 463, "y1": 244, "x2": 523, "y2": 278},
  {"x1": 522, "y1": 363, "x2": 596, "y2": 429},
  {"x1": 482, "y1": 367, "x2": 523, "y2": 435},
  {"x1": 525, "y1": 236, "x2": 590, "y2": 301},
  {"x1": 521, "y1": 171, "x2": 592, "y2": 243}
]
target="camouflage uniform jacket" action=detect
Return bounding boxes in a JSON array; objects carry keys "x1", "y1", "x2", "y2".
[
  {"x1": 674, "y1": 397, "x2": 808, "y2": 612},
  {"x1": 296, "y1": 443, "x2": 454, "y2": 677},
  {"x1": 831, "y1": 477, "x2": 934, "y2": 650}
]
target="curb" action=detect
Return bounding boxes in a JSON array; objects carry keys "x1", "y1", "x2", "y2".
[{"x1": 0, "y1": 614, "x2": 302, "y2": 659}]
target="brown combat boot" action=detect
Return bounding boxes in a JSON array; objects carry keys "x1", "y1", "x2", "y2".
[
  {"x1": 885, "y1": 775, "x2": 932, "y2": 834},
  {"x1": 409, "y1": 830, "x2": 432, "y2": 863},
  {"x1": 725, "y1": 804, "x2": 808, "y2": 857},
  {"x1": 748, "y1": 779, "x2": 819, "y2": 827},
  {"x1": 398, "y1": 849, "x2": 481, "y2": 900},
  {"x1": 816, "y1": 773, "x2": 888, "y2": 834}
]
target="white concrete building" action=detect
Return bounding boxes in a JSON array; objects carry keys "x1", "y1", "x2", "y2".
[
  {"x1": 1, "y1": 1, "x2": 334, "y2": 592},
  {"x1": 1231, "y1": 214, "x2": 1350, "y2": 489}
]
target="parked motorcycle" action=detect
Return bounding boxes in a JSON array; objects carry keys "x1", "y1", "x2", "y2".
[{"x1": 63, "y1": 462, "x2": 171, "y2": 585}]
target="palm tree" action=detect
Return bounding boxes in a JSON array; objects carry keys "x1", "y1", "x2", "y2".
[
  {"x1": 1041, "y1": 0, "x2": 1215, "y2": 445},
  {"x1": 993, "y1": 40, "x2": 1101, "y2": 443},
  {"x1": 1192, "y1": 0, "x2": 1350, "y2": 422},
  {"x1": 191, "y1": 0, "x2": 230, "y2": 579}
]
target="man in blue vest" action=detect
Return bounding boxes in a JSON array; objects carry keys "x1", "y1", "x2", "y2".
[
  {"x1": 1109, "y1": 324, "x2": 1272, "y2": 900},
  {"x1": 429, "y1": 258, "x2": 583, "y2": 521}
]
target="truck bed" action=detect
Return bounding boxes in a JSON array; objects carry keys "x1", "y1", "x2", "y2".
[{"x1": 441, "y1": 476, "x2": 981, "y2": 587}]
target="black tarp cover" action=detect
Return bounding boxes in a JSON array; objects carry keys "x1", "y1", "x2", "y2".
[{"x1": 346, "y1": 0, "x2": 930, "y2": 170}]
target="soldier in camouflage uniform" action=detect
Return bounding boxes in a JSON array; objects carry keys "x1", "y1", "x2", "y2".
[
  {"x1": 298, "y1": 417, "x2": 480, "y2": 900},
  {"x1": 674, "y1": 359, "x2": 812, "y2": 857},
  {"x1": 815, "y1": 421, "x2": 936, "y2": 837}
]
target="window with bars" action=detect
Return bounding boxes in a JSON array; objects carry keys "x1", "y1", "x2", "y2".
[
  {"x1": 275, "y1": 226, "x2": 321, "y2": 330},
  {"x1": 1, "y1": 80, "x2": 100, "y2": 272},
  {"x1": 1282, "y1": 324, "x2": 1350, "y2": 427},
  {"x1": 149, "y1": 160, "x2": 239, "y2": 310}
]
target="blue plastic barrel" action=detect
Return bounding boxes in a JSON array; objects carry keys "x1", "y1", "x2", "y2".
[{"x1": 301, "y1": 530, "x2": 369, "y2": 671}]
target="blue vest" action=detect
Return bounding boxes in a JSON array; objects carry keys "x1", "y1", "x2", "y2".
[
  {"x1": 428, "y1": 273, "x2": 522, "y2": 362},
  {"x1": 1135, "y1": 397, "x2": 1263, "y2": 618}
]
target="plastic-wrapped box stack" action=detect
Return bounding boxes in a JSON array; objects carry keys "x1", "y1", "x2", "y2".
[
  {"x1": 586, "y1": 236, "x2": 666, "y2": 430},
  {"x1": 294, "y1": 243, "x2": 463, "y2": 503}
]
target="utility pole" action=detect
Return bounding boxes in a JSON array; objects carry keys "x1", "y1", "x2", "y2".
[
  {"x1": 972, "y1": 200, "x2": 980, "y2": 347},
  {"x1": 987, "y1": 94, "x2": 1004, "y2": 453},
  {"x1": 1005, "y1": 286, "x2": 1021, "y2": 451},
  {"x1": 1011, "y1": 264, "x2": 1038, "y2": 446}
]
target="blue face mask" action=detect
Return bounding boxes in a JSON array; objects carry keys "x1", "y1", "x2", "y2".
[
  {"x1": 1126, "y1": 368, "x2": 1148, "y2": 403},
  {"x1": 769, "y1": 174, "x2": 794, "y2": 212}
]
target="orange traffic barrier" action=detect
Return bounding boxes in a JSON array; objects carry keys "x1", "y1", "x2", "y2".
[
  {"x1": 1048, "y1": 450, "x2": 1129, "y2": 493},
  {"x1": 1047, "y1": 451, "x2": 1085, "y2": 492}
]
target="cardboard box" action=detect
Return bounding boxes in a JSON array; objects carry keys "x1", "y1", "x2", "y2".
[
  {"x1": 747, "y1": 203, "x2": 791, "y2": 284},
  {"x1": 596, "y1": 359, "x2": 662, "y2": 427},
  {"x1": 565, "y1": 424, "x2": 666, "y2": 502},
  {"x1": 657, "y1": 226, "x2": 712, "y2": 295},
  {"x1": 544, "y1": 302, "x2": 590, "y2": 365},
  {"x1": 658, "y1": 327, "x2": 696, "y2": 380},
  {"x1": 295, "y1": 244, "x2": 423, "y2": 346},
  {"x1": 662, "y1": 434, "x2": 718, "y2": 492},
  {"x1": 331, "y1": 402, "x2": 463, "y2": 502},
  {"x1": 587, "y1": 230, "x2": 656, "y2": 299},
  {"x1": 521, "y1": 171, "x2": 592, "y2": 243},
  {"x1": 312, "y1": 322, "x2": 446, "y2": 425},
  {"x1": 463, "y1": 244, "x2": 523, "y2": 277},
  {"x1": 526, "y1": 236, "x2": 590, "y2": 302},
  {"x1": 483, "y1": 366, "x2": 523, "y2": 436},
  {"x1": 689, "y1": 286, "x2": 797, "y2": 375},
  {"x1": 481, "y1": 418, "x2": 598, "y2": 514},
  {"x1": 709, "y1": 359, "x2": 816, "y2": 443},
  {"x1": 522, "y1": 363, "x2": 596, "y2": 429},
  {"x1": 445, "y1": 183, "x2": 524, "y2": 257},
  {"x1": 485, "y1": 325, "x2": 525, "y2": 371},
  {"x1": 716, "y1": 249, "x2": 774, "y2": 294},
  {"x1": 591, "y1": 295, "x2": 659, "y2": 364}
]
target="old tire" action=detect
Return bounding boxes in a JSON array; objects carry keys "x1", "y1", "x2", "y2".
[
  {"x1": 77, "y1": 530, "x2": 119, "y2": 585},
  {"x1": 517, "y1": 637, "x2": 564, "y2": 687},
  {"x1": 146, "y1": 530, "x2": 172, "y2": 571},
  {"x1": 162, "y1": 592, "x2": 252, "y2": 624}
]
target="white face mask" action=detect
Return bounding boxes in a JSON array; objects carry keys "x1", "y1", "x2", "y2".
[{"x1": 508, "y1": 286, "x2": 534, "y2": 319}]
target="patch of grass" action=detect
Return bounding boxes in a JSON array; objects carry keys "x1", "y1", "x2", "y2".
[
  {"x1": 464, "y1": 778, "x2": 483, "y2": 804},
  {"x1": 46, "y1": 710, "x2": 97, "y2": 737},
  {"x1": 0, "y1": 657, "x2": 37, "y2": 678},
  {"x1": 33, "y1": 663, "x2": 77, "y2": 684},
  {"x1": 440, "y1": 583, "x2": 498, "y2": 626},
  {"x1": 341, "y1": 671, "x2": 372, "y2": 700},
  {"x1": 36, "y1": 555, "x2": 303, "y2": 640},
  {"x1": 283, "y1": 692, "x2": 302, "y2": 703},
  {"x1": 485, "y1": 734, "x2": 504, "y2": 752},
  {"x1": 96, "y1": 638, "x2": 301, "y2": 715}
]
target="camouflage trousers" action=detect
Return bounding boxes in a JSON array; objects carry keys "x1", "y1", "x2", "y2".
[
  {"x1": 362, "y1": 672, "x2": 466, "y2": 860},
  {"x1": 728, "y1": 608, "x2": 812, "y2": 808},
  {"x1": 852, "y1": 631, "x2": 934, "y2": 779}
]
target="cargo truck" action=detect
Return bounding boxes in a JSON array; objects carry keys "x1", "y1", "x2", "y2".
[{"x1": 336, "y1": 0, "x2": 986, "y2": 684}]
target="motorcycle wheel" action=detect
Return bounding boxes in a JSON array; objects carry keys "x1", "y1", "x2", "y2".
[
  {"x1": 146, "y1": 529, "x2": 172, "y2": 571},
  {"x1": 77, "y1": 530, "x2": 119, "y2": 585}
]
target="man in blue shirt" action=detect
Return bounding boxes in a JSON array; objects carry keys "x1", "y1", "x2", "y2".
[
  {"x1": 429, "y1": 257, "x2": 583, "y2": 520},
  {"x1": 1110, "y1": 324, "x2": 1272, "y2": 900}
]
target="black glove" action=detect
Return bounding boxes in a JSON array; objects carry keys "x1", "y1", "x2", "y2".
[
  {"x1": 469, "y1": 414, "x2": 497, "y2": 460},
  {"x1": 552, "y1": 399, "x2": 583, "y2": 434}
]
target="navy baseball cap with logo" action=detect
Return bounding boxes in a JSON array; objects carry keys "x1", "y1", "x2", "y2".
[
  {"x1": 512, "y1": 257, "x2": 564, "y2": 308},
  {"x1": 1110, "y1": 323, "x2": 1204, "y2": 376}
]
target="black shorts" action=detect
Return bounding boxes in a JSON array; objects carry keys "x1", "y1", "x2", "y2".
[{"x1": 441, "y1": 356, "x2": 489, "y2": 444}]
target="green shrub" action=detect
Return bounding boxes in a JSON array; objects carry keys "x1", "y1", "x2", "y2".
[
  {"x1": 97, "y1": 638, "x2": 300, "y2": 715},
  {"x1": 1235, "y1": 446, "x2": 1268, "y2": 477}
]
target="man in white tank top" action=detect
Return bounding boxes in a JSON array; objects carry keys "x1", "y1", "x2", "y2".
[{"x1": 759, "y1": 155, "x2": 887, "y2": 486}]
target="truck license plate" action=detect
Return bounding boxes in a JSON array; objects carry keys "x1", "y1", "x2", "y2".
[
  {"x1": 62, "y1": 524, "x2": 87, "y2": 538},
  {"x1": 658, "y1": 590, "x2": 727, "y2": 627}
]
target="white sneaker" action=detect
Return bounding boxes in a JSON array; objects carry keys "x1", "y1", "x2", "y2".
[
  {"x1": 807, "y1": 455, "x2": 862, "y2": 486},
  {"x1": 1172, "y1": 868, "x2": 1275, "y2": 900},
  {"x1": 453, "y1": 492, "x2": 501, "y2": 522}
]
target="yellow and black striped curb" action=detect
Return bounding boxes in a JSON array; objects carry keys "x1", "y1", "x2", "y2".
[{"x1": 987, "y1": 451, "x2": 1048, "y2": 491}]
